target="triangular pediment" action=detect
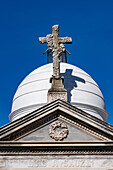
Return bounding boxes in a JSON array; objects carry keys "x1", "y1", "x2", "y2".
[
  {"x1": 19, "y1": 119, "x2": 102, "y2": 142},
  {"x1": 0, "y1": 100, "x2": 113, "y2": 142}
]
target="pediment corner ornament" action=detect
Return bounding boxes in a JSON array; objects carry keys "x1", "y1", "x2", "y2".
[{"x1": 49, "y1": 121, "x2": 68, "y2": 141}]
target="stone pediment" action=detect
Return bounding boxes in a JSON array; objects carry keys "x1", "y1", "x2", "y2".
[
  {"x1": 19, "y1": 119, "x2": 102, "y2": 142},
  {"x1": 0, "y1": 99, "x2": 113, "y2": 142}
]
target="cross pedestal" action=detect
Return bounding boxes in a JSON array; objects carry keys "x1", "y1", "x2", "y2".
[{"x1": 47, "y1": 77, "x2": 67, "y2": 103}]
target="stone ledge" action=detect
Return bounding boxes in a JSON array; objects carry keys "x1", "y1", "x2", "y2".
[{"x1": 0, "y1": 141, "x2": 113, "y2": 155}]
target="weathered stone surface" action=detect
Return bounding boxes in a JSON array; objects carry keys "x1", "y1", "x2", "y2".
[
  {"x1": 48, "y1": 91, "x2": 67, "y2": 103},
  {"x1": 19, "y1": 120, "x2": 101, "y2": 142},
  {"x1": 0, "y1": 101, "x2": 113, "y2": 169},
  {"x1": 39, "y1": 25, "x2": 72, "y2": 78},
  {"x1": 48, "y1": 77, "x2": 67, "y2": 103},
  {"x1": 39, "y1": 25, "x2": 72, "y2": 103},
  {"x1": 49, "y1": 121, "x2": 68, "y2": 141},
  {"x1": 0, "y1": 155, "x2": 113, "y2": 169}
]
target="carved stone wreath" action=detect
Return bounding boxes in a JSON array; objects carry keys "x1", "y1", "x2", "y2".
[{"x1": 49, "y1": 121, "x2": 68, "y2": 141}]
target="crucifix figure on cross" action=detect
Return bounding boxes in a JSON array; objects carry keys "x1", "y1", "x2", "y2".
[{"x1": 39, "y1": 25, "x2": 72, "y2": 79}]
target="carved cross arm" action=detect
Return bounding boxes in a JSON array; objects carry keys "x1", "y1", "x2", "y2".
[
  {"x1": 39, "y1": 37, "x2": 47, "y2": 44},
  {"x1": 59, "y1": 37, "x2": 72, "y2": 44}
]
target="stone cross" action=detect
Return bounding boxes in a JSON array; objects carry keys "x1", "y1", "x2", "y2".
[{"x1": 39, "y1": 25, "x2": 72, "y2": 78}]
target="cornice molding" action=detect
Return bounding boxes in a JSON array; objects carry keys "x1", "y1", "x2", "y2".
[
  {"x1": 0, "y1": 141, "x2": 113, "y2": 155},
  {"x1": 59, "y1": 115, "x2": 110, "y2": 141}
]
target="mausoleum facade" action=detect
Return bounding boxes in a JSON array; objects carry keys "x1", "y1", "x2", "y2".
[{"x1": 0, "y1": 25, "x2": 113, "y2": 170}]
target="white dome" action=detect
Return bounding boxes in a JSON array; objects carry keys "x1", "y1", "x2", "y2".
[{"x1": 9, "y1": 63, "x2": 108, "y2": 121}]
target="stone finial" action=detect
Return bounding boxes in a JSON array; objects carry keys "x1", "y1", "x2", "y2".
[{"x1": 39, "y1": 25, "x2": 72, "y2": 103}]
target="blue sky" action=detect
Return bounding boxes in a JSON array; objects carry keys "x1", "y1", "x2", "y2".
[{"x1": 0, "y1": 0, "x2": 113, "y2": 126}]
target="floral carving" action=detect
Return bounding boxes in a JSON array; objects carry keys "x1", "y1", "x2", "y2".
[{"x1": 49, "y1": 121, "x2": 68, "y2": 141}]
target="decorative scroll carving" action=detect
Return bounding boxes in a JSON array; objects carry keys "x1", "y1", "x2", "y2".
[
  {"x1": 48, "y1": 92, "x2": 67, "y2": 102},
  {"x1": 49, "y1": 121, "x2": 68, "y2": 141}
]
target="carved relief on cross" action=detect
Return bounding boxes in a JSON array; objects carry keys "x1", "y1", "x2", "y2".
[{"x1": 39, "y1": 25, "x2": 72, "y2": 79}]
